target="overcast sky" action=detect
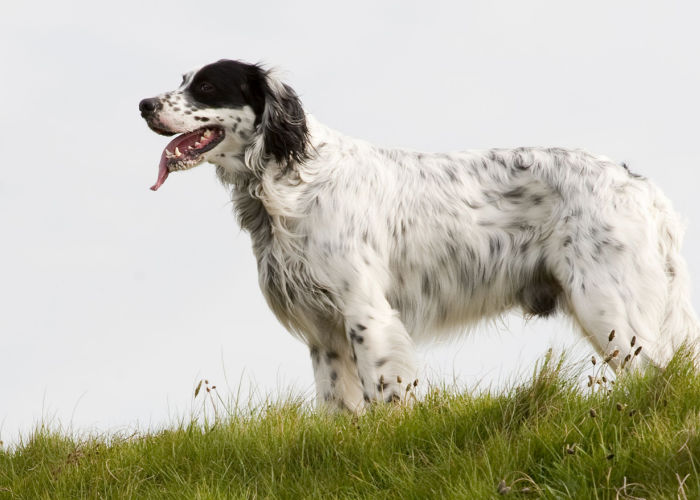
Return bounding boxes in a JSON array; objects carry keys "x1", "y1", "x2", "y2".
[{"x1": 1, "y1": 1, "x2": 699, "y2": 444}]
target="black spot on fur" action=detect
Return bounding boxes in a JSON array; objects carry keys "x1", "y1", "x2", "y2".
[
  {"x1": 422, "y1": 274, "x2": 432, "y2": 295},
  {"x1": 310, "y1": 346, "x2": 320, "y2": 363},
  {"x1": 376, "y1": 358, "x2": 388, "y2": 368},
  {"x1": 326, "y1": 351, "x2": 339, "y2": 363},
  {"x1": 349, "y1": 330, "x2": 364, "y2": 344},
  {"x1": 503, "y1": 186, "x2": 526, "y2": 200},
  {"x1": 330, "y1": 371, "x2": 337, "y2": 381},
  {"x1": 489, "y1": 150, "x2": 508, "y2": 168},
  {"x1": 489, "y1": 237, "x2": 502, "y2": 257},
  {"x1": 667, "y1": 262, "x2": 676, "y2": 278},
  {"x1": 356, "y1": 324, "x2": 367, "y2": 331},
  {"x1": 594, "y1": 240, "x2": 605, "y2": 255}
]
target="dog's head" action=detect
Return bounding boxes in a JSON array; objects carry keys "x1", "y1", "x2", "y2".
[{"x1": 139, "y1": 59, "x2": 308, "y2": 190}]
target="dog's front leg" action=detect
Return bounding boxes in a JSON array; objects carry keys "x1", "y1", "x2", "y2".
[
  {"x1": 309, "y1": 338, "x2": 365, "y2": 412},
  {"x1": 344, "y1": 291, "x2": 418, "y2": 404}
]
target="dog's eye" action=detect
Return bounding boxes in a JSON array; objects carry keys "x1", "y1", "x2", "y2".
[{"x1": 199, "y1": 82, "x2": 215, "y2": 93}]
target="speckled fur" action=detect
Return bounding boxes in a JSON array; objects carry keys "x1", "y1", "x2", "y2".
[{"x1": 142, "y1": 60, "x2": 699, "y2": 412}]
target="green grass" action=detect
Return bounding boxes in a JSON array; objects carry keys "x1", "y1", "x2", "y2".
[{"x1": 1, "y1": 347, "x2": 699, "y2": 499}]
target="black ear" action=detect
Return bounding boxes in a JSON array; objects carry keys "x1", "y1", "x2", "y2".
[{"x1": 259, "y1": 76, "x2": 309, "y2": 165}]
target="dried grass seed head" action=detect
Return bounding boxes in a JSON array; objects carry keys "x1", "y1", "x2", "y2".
[{"x1": 497, "y1": 480, "x2": 510, "y2": 495}]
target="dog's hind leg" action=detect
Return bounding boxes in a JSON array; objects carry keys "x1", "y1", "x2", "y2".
[
  {"x1": 561, "y1": 236, "x2": 670, "y2": 367},
  {"x1": 653, "y1": 190, "x2": 700, "y2": 357},
  {"x1": 343, "y1": 281, "x2": 418, "y2": 404},
  {"x1": 564, "y1": 187, "x2": 700, "y2": 366}
]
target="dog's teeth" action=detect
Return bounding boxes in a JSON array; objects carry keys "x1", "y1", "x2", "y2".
[
  {"x1": 203, "y1": 130, "x2": 212, "y2": 138},
  {"x1": 165, "y1": 149, "x2": 173, "y2": 158},
  {"x1": 200, "y1": 135, "x2": 206, "y2": 142},
  {"x1": 175, "y1": 147, "x2": 182, "y2": 157},
  {"x1": 195, "y1": 142, "x2": 202, "y2": 148}
]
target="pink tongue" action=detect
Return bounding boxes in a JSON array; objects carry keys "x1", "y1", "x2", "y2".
[
  {"x1": 150, "y1": 153, "x2": 170, "y2": 191},
  {"x1": 151, "y1": 131, "x2": 189, "y2": 191}
]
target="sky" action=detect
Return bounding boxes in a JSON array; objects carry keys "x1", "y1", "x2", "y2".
[{"x1": 1, "y1": 1, "x2": 699, "y2": 444}]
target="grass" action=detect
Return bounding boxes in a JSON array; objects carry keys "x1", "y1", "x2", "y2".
[{"x1": 1, "y1": 344, "x2": 699, "y2": 499}]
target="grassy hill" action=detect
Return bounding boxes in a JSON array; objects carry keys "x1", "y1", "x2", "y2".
[{"x1": 1, "y1": 346, "x2": 699, "y2": 499}]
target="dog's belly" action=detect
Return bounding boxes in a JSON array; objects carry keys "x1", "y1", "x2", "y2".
[{"x1": 385, "y1": 224, "x2": 560, "y2": 338}]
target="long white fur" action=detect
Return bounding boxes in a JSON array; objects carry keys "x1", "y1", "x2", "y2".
[{"x1": 149, "y1": 68, "x2": 700, "y2": 411}]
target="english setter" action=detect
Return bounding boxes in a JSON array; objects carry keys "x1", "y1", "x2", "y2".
[{"x1": 140, "y1": 59, "x2": 699, "y2": 410}]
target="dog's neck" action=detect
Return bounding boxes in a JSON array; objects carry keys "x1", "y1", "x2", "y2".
[
  {"x1": 212, "y1": 154, "x2": 303, "y2": 262},
  {"x1": 213, "y1": 158, "x2": 273, "y2": 259},
  {"x1": 213, "y1": 114, "x2": 333, "y2": 241}
]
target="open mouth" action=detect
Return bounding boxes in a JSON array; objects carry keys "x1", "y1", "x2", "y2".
[{"x1": 150, "y1": 126, "x2": 225, "y2": 191}]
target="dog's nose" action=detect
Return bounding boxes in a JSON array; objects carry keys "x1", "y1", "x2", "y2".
[{"x1": 139, "y1": 98, "x2": 159, "y2": 115}]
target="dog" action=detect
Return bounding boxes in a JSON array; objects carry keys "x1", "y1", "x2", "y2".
[{"x1": 140, "y1": 59, "x2": 699, "y2": 410}]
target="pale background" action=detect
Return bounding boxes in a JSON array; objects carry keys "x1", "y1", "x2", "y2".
[{"x1": 1, "y1": 1, "x2": 699, "y2": 444}]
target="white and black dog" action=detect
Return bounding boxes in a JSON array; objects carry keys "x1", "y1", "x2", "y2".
[{"x1": 140, "y1": 59, "x2": 699, "y2": 410}]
